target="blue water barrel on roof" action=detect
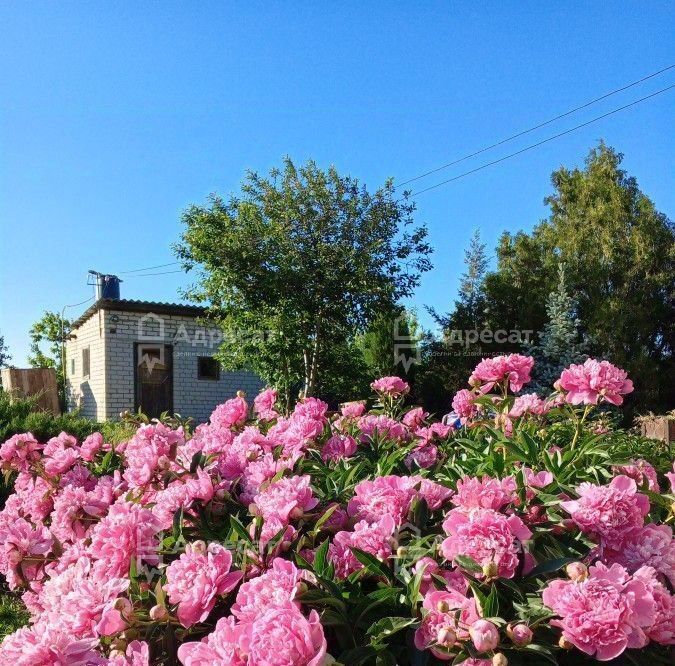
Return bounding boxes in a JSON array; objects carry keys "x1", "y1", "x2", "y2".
[{"x1": 100, "y1": 274, "x2": 121, "y2": 300}]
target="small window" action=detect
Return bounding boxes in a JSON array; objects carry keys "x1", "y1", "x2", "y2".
[
  {"x1": 82, "y1": 347, "x2": 90, "y2": 378},
  {"x1": 70, "y1": 358, "x2": 75, "y2": 376},
  {"x1": 198, "y1": 356, "x2": 220, "y2": 380}
]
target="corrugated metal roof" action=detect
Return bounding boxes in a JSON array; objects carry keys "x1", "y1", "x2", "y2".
[{"x1": 70, "y1": 298, "x2": 208, "y2": 329}]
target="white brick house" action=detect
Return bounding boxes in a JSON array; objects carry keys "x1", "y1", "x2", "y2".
[{"x1": 65, "y1": 298, "x2": 263, "y2": 423}]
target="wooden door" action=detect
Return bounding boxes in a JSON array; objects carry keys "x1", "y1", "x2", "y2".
[{"x1": 134, "y1": 343, "x2": 173, "y2": 418}]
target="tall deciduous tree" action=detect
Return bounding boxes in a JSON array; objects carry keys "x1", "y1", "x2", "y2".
[
  {"x1": 175, "y1": 158, "x2": 432, "y2": 407},
  {"x1": 484, "y1": 142, "x2": 674, "y2": 411}
]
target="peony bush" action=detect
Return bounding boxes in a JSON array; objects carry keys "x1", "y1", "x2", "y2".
[{"x1": 0, "y1": 356, "x2": 673, "y2": 665}]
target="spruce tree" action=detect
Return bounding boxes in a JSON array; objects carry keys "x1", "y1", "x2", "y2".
[{"x1": 526, "y1": 263, "x2": 588, "y2": 394}]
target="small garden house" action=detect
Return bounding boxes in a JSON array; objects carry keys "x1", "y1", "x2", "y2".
[{"x1": 65, "y1": 293, "x2": 262, "y2": 423}]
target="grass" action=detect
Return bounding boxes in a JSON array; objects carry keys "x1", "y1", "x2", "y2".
[{"x1": 0, "y1": 591, "x2": 29, "y2": 639}]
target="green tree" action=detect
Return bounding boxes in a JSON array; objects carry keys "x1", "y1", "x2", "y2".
[
  {"x1": 484, "y1": 142, "x2": 675, "y2": 411},
  {"x1": 175, "y1": 158, "x2": 432, "y2": 408},
  {"x1": 28, "y1": 312, "x2": 71, "y2": 407},
  {"x1": 525, "y1": 263, "x2": 589, "y2": 394},
  {"x1": 0, "y1": 332, "x2": 10, "y2": 369}
]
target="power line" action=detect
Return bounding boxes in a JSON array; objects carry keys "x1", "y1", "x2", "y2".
[
  {"x1": 397, "y1": 64, "x2": 675, "y2": 189},
  {"x1": 120, "y1": 261, "x2": 180, "y2": 274},
  {"x1": 124, "y1": 269, "x2": 186, "y2": 277},
  {"x1": 409, "y1": 83, "x2": 675, "y2": 197}
]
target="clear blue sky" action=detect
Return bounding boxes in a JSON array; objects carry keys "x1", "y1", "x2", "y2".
[{"x1": 1, "y1": 2, "x2": 673, "y2": 365}]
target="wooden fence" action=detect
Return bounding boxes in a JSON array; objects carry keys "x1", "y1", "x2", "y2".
[{"x1": 0, "y1": 367, "x2": 61, "y2": 414}]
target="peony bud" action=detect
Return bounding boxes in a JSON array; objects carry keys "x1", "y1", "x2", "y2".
[
  {"x1": 437, "y1": 626, "x2": 457, "y2": 648},
  {"x1": 470, "y1": 619, "x2": 500, "y2": 652},
  {"x1": 396, "y1": 546, "x2": 408, "y2": 558},
  {"x1": 436, "y1": 599, "x2": 451, "y2": 613},
  {"x1": 492, "y1": 655, "x2": 508, "y2": 666},
  {"x1": 149, "y1": 604, "x2": 168, "y2": 621},
  {"x1": 565, "y1": 562, "x2": 588, "y2": 582},
  {"x1": 236, "y1": 390, "x2": 246, "y2": 398},
  {"x1": 507, "y1": 623, "x2": 533, "y2": 647},
  {"x1": 114, "y1": 597, "x2": 133, "y2": 617},
  {"x1": 190, "y1": 540, "x2": 207, "y2": 554},
  {"x1": 558, "y1": 636, "x2": 573, "y2": 650},
  {"x1": 482, "y1": 560, "x2": 499, "y2": 579}
]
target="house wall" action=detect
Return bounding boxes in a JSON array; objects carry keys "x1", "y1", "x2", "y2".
[
  {"x1": 101, "y1": 309, "x2": 264, "y2": 423},
  {"x1": 65, "y1": 309, "x2": 107, "y2": 420}
]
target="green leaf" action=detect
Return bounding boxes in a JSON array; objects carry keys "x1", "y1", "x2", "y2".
[
  {"x1": 454, "y1": 554, "x2": 483, "y2": 573},
  {"x1": 314, "y1": 539, "x2": 329, "y2": 576},
  {"x1": 351, "y1": 548, "x2": 394, "y2": 581},
  {"x1": 229, "y1": 514, "x2": 253, "y2": 544},
  {"x1": 367, "y1": 616, "x2": 417, "y2": 644},
  {"x1": 526, "y1": 557, "x2": 577, "y2": 578}
]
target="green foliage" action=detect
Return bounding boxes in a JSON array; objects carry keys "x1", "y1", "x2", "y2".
[
  {"x1": 0, "y1": 592, "x2": 28, "y2": 639},
  {"x1": 483, "y1": 142, "x2": 674, "y2": 413},
  {"x1": 0, "y1": 390, "x2": 98, "y2": 443},
  {"x1": 175, "y1": 157, "x2": 432, "y2": 406},
  {"x1": 0, "y1": 332, "x2": 10, "y2": 370}
]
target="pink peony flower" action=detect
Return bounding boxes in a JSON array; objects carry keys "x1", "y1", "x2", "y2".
[
  {"x1": 210, "y1": 396, "x2": 248, "y2": 429},
  {"x1": 165, "y1": 542, "x2": 242, "y2": 627},
  {"x1": 357, "y1": 414, "x2": 407, "y2": 443},
  {"x1": 405, "y1": 443, "x2": 438, "y2": 469},
  {"x1": 414, "y1": 477, "x2": 454, "y2": 511},
  {"x1": 452, "y1": 475, "x2": 516, "y2": 512},
  {"x1": 452, "y1": 389, "x2": 478, "y2": 422},
  {"x1": 557, "y1": 358, "x2": 634, "y2": 406},
  {"x1": 469, "y1": 619, "x2": 499, "y2": 652},
  {"x1": 178, "y1": 616, "x2": 250, "y2": 666},
  {"x1": 123, "y1": 423, "x2": 184, "y2": 488},
  {"x1": 441, "y1": 507, "x2": 531, "y2": 579},
  {"x1": 348, "y1": 475, "x2": 417, "y2": 525},
  {"x1": 321, "y1": 434, "x2": 358, "y2": 462},
  {"x1": 252, "y1": 474, "x2": 318, "y2": 524},
  {"x1": 340, "y1": 401, "x2": 366, "y2": 418},
  {"x1": 231, "y1": 558, "x2": 304, "y2": 622},
  {"x1": 253, "y1": 387, "x2": 279, "y2": 421},
  {"x1": 44, "y1": 446, "x2": 80, "y2": 476},
  {"x1": 293, "y1": 397, "x2": 329, "y2": 421},
  {"x1": 403, "y1": 407, "x2": 428, "y2": 428},
  {"x1": 329, "y1": 515, "x2": 396, "y2": 578},
  {"x1": 612, "y1": 459, "x2": 659, "y2": 492},
  {"x1": 542, "y1": 561, "x2": 656, "y2": 661},
  {"x1": 0, "y1": 623, "x2": 106, "y2": 666},
  {"x1": 560, "y1": 475, "x2": 650, "y2": 550},
  {"x1": 89, "y1": 499, "x2": 162, "y2": 577},
  {"x1": 247, "y1": 604, "x2": 328, "y2": 666},
  {"x1": 80, "y1": 432, "x2": 104, "y2": 461},
  {"x1": 604, "y1": 524, "x2": 675, "y2": 586},
  {"x1": 413, "y1": 589, "x2": 479, "y2": 659},
  {"x1": 666, "y1": 462, "x2": 675, "y2": 494},
  {"x1": 633, "y1": 566, "x2": 675, "y2": 645},
  {"x1": 0, "y1": 518, "x2": 53, "y2": 589},
  {"x1": 0, "y1": 433, "x2": 41, "y2": 472},
  {"x1": 509, "y1": 392, "x2": 549, "y2": 418},
  {"x1": 412, "y1": 557, "x2": 468, "y2": 596},
  {"x1": 371, "y1": 375, "x2": 410, "y2": 397},
  {"x1": 109, "y1": 640, "x2": 150, "y2": 666},
  {"x1": 32, "y1": 556, "x2": 130, "y2": 639},
  {"x1": 469, "y1": 354, "x2": 534, "y2": 394},
  {"x1": 50, "y1": 482, "x2": 113, "y2": 544}
]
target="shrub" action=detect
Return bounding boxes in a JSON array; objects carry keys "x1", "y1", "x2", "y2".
[{"x1": 0, "y1": 358, "x2": 673, "y2": 665}]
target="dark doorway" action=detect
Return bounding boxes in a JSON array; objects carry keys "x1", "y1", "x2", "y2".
[{"x1": 134, "y1": 343, "x2": 173, "y2": 418}]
